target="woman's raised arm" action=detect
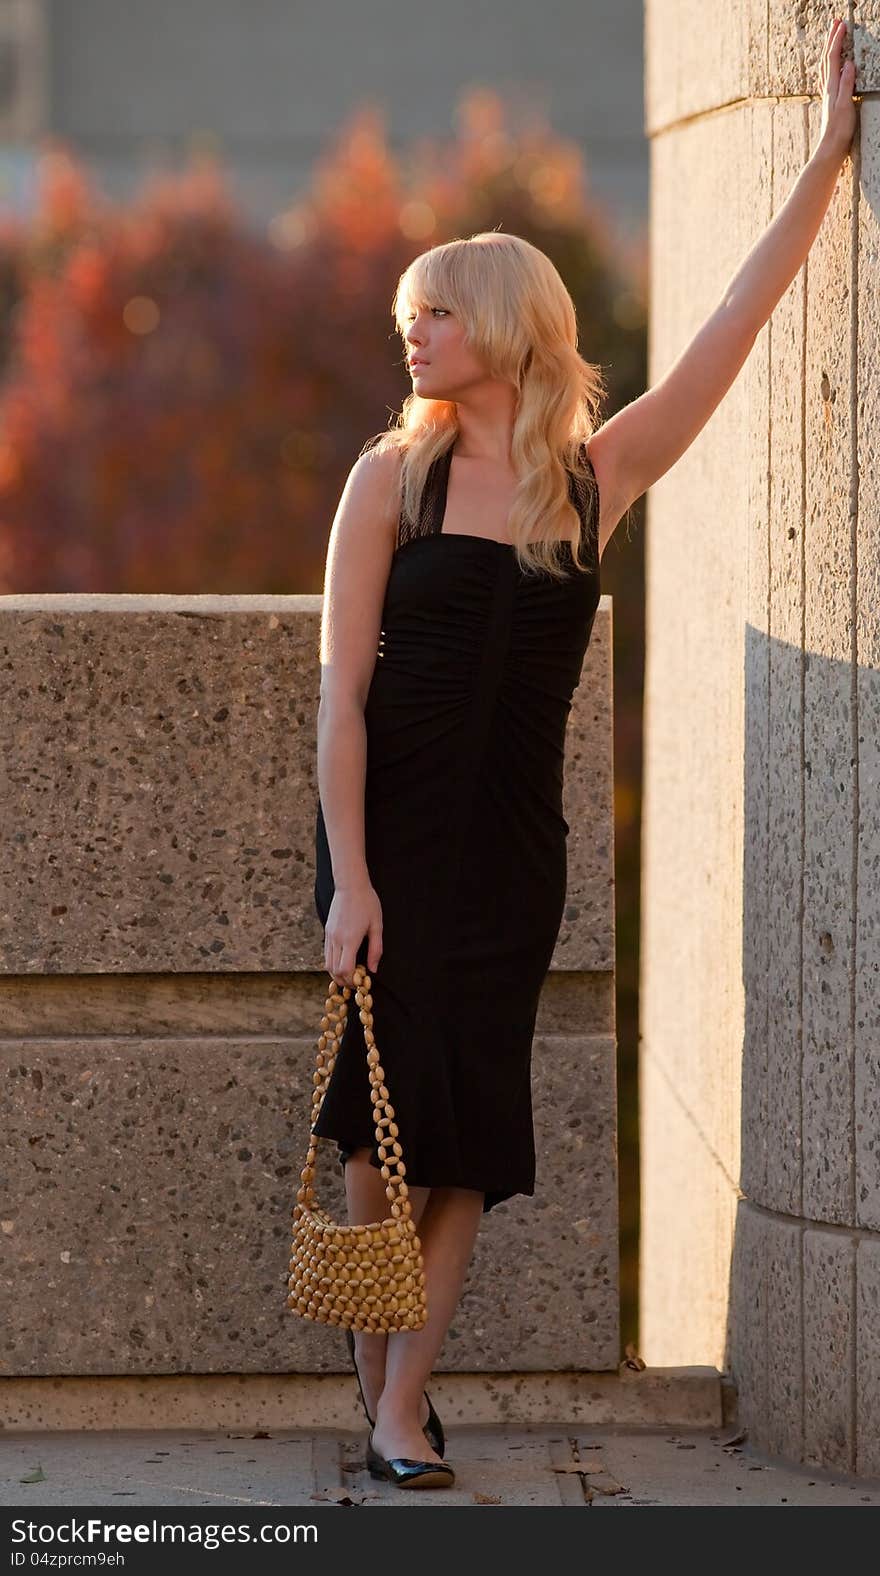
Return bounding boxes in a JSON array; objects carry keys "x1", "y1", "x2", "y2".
[{"x1": 589, "y1": 15, "x2": 859, "y2": 537}]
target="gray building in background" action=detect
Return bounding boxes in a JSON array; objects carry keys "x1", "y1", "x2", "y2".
[{"x1": 0, "y1": 0, "x2": 646, "y2": 233}]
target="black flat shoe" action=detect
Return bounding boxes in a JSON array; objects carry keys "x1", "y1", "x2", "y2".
[
  {"x1": 366, "y1": 1426, "x2": 455, "y2": 1489},
  {"x1": 344, "y1": 1327, "x2": 446, "y2": 1457}
]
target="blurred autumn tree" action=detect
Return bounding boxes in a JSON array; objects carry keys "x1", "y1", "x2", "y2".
[{"x1": 0, "y1": 95, "x2": 647, "y2": 1346}]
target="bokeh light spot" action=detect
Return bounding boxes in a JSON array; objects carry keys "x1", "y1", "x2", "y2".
[
  {"x1": 398, "y1": 201, "x2": 436, "y2": 240},
  {"x1": 268, "y1": 211, "x2": 311, "y2": 250},
  {"x1": 123, "y1": 295, "x2": 160, "y2": 335}
]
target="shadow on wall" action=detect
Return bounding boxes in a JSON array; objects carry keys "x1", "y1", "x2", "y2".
[{"x1": 731, "y1": 621, "x2": 877, "y2": 1477}]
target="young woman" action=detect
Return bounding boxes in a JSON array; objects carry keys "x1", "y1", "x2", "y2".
[{"x1": 311, "y1": 17, "x2": 857, "y2": 1490}]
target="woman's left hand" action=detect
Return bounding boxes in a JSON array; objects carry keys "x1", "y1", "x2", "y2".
[{"x1": 818, "y1": 16, "x2": 858, "y2": 163}]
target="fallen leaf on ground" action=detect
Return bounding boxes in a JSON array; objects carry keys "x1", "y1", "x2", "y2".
[
  {"x1": 552, "y1": 1459, "x2": 626, "y2": 1494},
  {"x1": 309, "y1": 1487, "x2": 368, "y2": 1504},
  {"x1": 621, "y1": 1342, "x2": 647, "y2": 1371}
]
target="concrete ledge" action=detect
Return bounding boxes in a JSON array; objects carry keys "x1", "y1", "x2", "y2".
[{"x1": 0, "y1": 1367, "x2": 723, "y2": 1434}]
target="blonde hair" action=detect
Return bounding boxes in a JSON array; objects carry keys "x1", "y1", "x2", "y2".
[{"x1": 362, "y1": 231, "x2": 607, "y2": 581}]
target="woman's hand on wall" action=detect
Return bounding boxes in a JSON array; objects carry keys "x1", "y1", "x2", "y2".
[{"x1": 818, "y1": 16, "x2": 858, "y2": 165}]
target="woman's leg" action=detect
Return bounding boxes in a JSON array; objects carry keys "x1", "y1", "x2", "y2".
[
  {"x1": 343, "y1": 1147, "x2": 433, "y2": 1425},
  {"x1": 371, "y1": 1184, "x2": 484, "y2": 1464}
]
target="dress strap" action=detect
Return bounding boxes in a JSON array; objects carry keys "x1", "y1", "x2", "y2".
[
  {"x1": 566, "y1": 443, "x2": 599, "y2": 566},
  {"x1": 395, "y1": 440, "x2": 597, "y2": 558},
  {"x1": 396, "y1": 449, "x2": 448, "y2": 551}
]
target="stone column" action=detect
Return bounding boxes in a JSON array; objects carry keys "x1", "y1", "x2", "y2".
[{"x1": 641, "y1": 1, "x2": 879, "y2": 1473}]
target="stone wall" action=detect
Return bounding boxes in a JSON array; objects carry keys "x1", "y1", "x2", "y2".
[
  {"x1": 0, "y1": 592, "x2": 618, "y2": 1390},
  {"x1": 642, "y1": 0, "x2": 880, "y2": 1474}
]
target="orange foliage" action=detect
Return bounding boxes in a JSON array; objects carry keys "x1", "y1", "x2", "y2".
[{"x1": 0, "y1": 93, "x2": 645, "y2": 595}]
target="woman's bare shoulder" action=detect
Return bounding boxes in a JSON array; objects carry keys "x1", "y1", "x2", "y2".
[
  {"x1": 336, "y1": 437, "x2": 400, "y2": 539},
  {"x1": 350, "y1": 435, "x2": 404, "y2": 519}
]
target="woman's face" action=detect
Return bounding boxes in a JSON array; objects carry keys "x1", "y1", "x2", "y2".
[{"x1": 403, "y1": 304, "x2": 493, "y2": 399}]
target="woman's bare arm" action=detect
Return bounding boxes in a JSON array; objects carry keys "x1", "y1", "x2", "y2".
[
  {"x1": 317, "y1": 446, "x2": 400, "y2": 895},
  {"x1": 589, "y1": 15, "x2": 858, "y2": 541}
]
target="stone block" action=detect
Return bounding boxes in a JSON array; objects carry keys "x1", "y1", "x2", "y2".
[
  {"x1": 462, "y1": 1032, "x2": 619, "y2": 1372},
  {"x1": 0, "y1": 1027, "x2": 619, "y2": 1376},
  {"x1": 0, "y1": 596, "x2": 613, "y2": 979},
  {"x1": 645, "y1": 0, "x2": 768, "y2": 136},
  {"x1": 764, "y1": 104, "x2": 811, "y2": 1218},
  {"x1": 856, "y1": 1234, "x2": 880, "y2": 1476},
  {"x1": 741, "y1": 103, "x2": 774, "y2": 1206},
  {"x1": 801, "y1": 101, "x2": 858, "y2": 1227},
  {"x1": 728, "y1": 1198, "x2": 768, "y2": 1429},
  {"x1": 764, "y1": 1213, "x2": 805, "y2": 1458},
  {"x1": 730, "y1": 1203, "x2": 804, "y2": 1459},
  {"x1": 646, "y1": 0, "x2": 871, "y2": 137},
  {"x1": 803, "y1": 1226, "x2": 856, "y2": 1469},
  {"x1": 856, "y1": 100, "x2": 880, "y2": 1230},
  {"x1": 558, "y1": 602, "x2": 616, "y2": 972}
]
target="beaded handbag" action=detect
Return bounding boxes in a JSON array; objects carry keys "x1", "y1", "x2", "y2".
[{"x1": 286, "y1": 963, "x2": 428, "y2": 1332}]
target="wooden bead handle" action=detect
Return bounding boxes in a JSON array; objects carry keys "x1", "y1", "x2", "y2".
[{"x1": 296, "y1": 965, "x2": 414, "y2": 1222}]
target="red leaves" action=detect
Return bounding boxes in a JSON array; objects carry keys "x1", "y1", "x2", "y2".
[{"x1": 0, "y1": 96, "x2": 643, "y2": 596}]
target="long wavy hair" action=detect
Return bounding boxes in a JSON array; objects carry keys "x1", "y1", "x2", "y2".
[{"x1": 361, "y1": 231, "x2": 607, "y2": 581}]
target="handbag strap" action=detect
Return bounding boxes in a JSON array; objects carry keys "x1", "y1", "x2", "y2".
[{"x1": 296, "y1": 964, "x2": 414, "y2": 1221}]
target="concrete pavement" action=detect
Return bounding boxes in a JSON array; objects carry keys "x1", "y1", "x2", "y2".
[{"x1": 3, "y1": 1424, "x2": 879, "y2": 1507}]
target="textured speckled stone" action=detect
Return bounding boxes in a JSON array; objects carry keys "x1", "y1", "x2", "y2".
[
  {"x1": 0, "y1": 969, "x2": 614, "y2": 1041},
  {"x1": 558, "y1": 602, "x2": 615, "y2": 971},
  {"x1": 803, "y1": 1228, "x2": 856, "y2": 1470},
  {"x1": 0, "y1": 1366, "x2": 723, "y2": 1434},
  {"x1": 645, "y1": 0, "x2": 768, "y2": 137},
  {"x1": 765, "y1": 105, "x2": 810, "y2": 1219},
  {"x1": 730, "y1": 1204, "x2": 804, "y2": 1461},
  {"x1": 489, "y1": 1031, "x2": 618, "y2": 1370},
  {"x1": 856, "y1": 101, "x2": 880, "y2": 1232},
  {"x1": 0, "y1": 596, "x2": 324, "y2": 975},
  {"x1": 728, "y1": 1199, "x2": 768, "y2": 1431},
  {"x1": 2, "y1": 1034, "x2": 313, "y2": 1374},
  {"x1": 852, "y1": 3, "x2": 880, "y2": 84},
  {"x1": 534, "y1": 972, "x2": 615, "y2": 1036},
  {"x1": 740, "y1": 102, "x2": 774, "y2": 1208},
  {"x1": 0, "y1": 593, "x2": 613, "y2": 977},
  {"x1": 856, "y1": 1235, "x2": 880, "y2": 1477},
  {"x1": 645, "y1": 0, "x2": 877, "y2": 1480},
  {"x1": 646, "y1": 0, "x2": 868, "y2": 138},
  {"x1": 801, "y1": 98, "x2": 858, "y2": 1229},
  {"x1": 0, "y1": 1027, "x2": 618, "y2": 1375},
  {"x1": 764, "y1": 1213, "x2": 805, "y2": 1459}
]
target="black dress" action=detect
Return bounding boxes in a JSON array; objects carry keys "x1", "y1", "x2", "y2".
[{"x1": 312, "y1": 437, "x2": 601, "y2": 1212}]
